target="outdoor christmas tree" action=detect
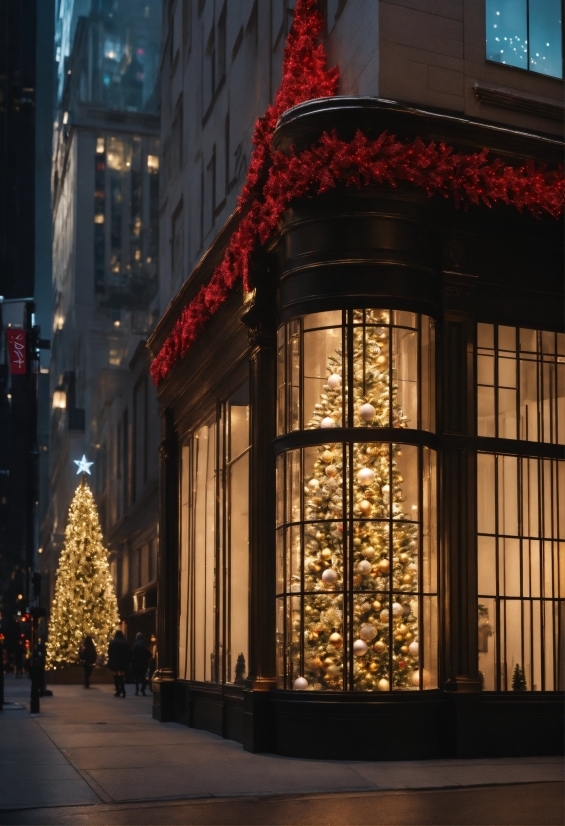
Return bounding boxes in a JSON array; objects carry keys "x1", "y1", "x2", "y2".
[
  {"x1": 293, "y1": 310, "x2": 420, "y2": 691},
  {"x1": 46, "y1": 477, "x2": 119, "y2": 668}
]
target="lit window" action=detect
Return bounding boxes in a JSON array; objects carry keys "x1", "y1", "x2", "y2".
[
  {"x1": 276, "y1": 310, "x2": 438, "y2": 692},
  {"x1": 477, "y1": 324, "x2": 565, "y2": 445},
  {"x1": 179, "y1": 384, "x2": 250, "y2": 685},
  {"x1": 477, "y1": 453, "x2": 564, "y2": 691},
  {"x1": 485, "y1": 0, "x2": 563, "y2": 78},
  {"x1": 147, "y1": 154, "x2": 159, "y2": 173},
  {"x1": 94, "y1": 214, "x2": 105, "y2": 224},
  {"x1": 96, "y1": 137, "x2": 105, "y2": 154}
]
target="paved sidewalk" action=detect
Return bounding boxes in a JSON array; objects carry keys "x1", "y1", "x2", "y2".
[{"x1": 0, "y1": 675, "x2": 562, "y2": 821}]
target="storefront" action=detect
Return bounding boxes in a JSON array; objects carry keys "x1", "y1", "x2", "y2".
[{"x1": 149, "y1": 98, "x2": 564, "y2": 759}]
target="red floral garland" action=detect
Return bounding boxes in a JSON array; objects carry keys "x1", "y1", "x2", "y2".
[{"x1": 150, "y1": 4, "x2": 564, "y2": 385}]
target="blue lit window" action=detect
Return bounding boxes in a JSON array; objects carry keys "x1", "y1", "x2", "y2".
[{"x1": 486, "y1": 0, "x2": 563, "y2": 79}]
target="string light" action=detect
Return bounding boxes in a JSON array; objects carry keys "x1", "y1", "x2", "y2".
[{"x1": 46, "y1": 479, "x2": 119, "y2": 668}]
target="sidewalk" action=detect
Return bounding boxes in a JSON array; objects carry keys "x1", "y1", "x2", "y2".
[{"x1": 0, "y1": 675, "x2": 562, "y2": 824}]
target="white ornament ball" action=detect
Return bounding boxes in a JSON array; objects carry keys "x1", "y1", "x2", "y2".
[
  {"x1": 321, "y1": 568, "x2": 338, "y2": 585},
  {"x1": 378, "y1": 678, "x2": 390, "y2": 691},
  {"x1": 380, "y1": 609, "x2": 389, "y2": 622},
  {"x1": 307, "y1": 478, "x2": 320, "y2": 490},
  {"x1": 327, "y1": 373, "x2": 342, "y2": 390},
  {"x1": 357, "y1": 559, "x2": 372, "y2": 574},
  {"x1": 293, "y1": 677, "x2": 308, "y2": 690},
  {"x1": 410, "y1": 670, "x2": 420, "y2": 687},
  {"x1": 382, "y1": 483, "x2": 390, "y2": 494},
  {"x1": 408, "y1": 641, "x2": 419, "y2": 657},
  {"x1": 320, "y1": 417, "x2": 335, "y2": 429},
  {"x1": 359, "y1": 403, "x2": 376, "y2": 422},
  {"x1": 392, "y1": 602, "x2": 403, "y2": 618},
  {"x1": 353, "y1": 639, "x2": 369, "y2": 657},
  {"x1": 359, "y1": 622, "x2": 378, "y2": 641},
  {"x1": 357, "y1": 467, "x2": 375, "y2": 486}
]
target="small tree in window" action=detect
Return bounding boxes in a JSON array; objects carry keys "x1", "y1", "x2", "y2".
[
  {"x1": 511, "y1": 663, "x2": 527, "y2": 692},
  {"x1": 234, "y1": 653, "x2": 246, "y2": 685}
]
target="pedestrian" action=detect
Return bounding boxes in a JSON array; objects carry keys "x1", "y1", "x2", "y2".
[
  {"x1": 14, "y1": 639, "x2": 25, "y2": 678},
  {"x1": 79, "y1": 635, "x2": 97, "y2": 688},
  {"x1": 107, "y1": 630, "x2": 131, "y2": 698},
  {"x1": 131, "y1": 632, "x2": 152, "y2": 696}
]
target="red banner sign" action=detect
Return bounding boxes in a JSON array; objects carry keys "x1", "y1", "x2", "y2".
[{"x1": 6, "y1": 328, "x2": 27, "y2": 374}]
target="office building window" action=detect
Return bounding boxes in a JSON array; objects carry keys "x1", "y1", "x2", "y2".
[{"x1": 486, "y1": 0, "x2": 563, "y2": 79}]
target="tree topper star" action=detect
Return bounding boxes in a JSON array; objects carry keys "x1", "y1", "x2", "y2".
[{"x1": 74, "y1": 455, "x2": 94, "y2": 475}]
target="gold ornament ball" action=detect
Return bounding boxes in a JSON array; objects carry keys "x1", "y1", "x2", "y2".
[
  {"x1": 373, "y1": 640, "x2": 386, "y2": 653},
  {"x1": 378, "y1": 678, "x2": 390, "y2": 691},
  {"x1": 325, "y1": 465, "x2": 338, "y2": 478},
  {"x1": 329, "y1": 632, "x2": 343, "y2": 648},
  {"x1": 410, "y1": 670, "x2": 420, "y2": 687},
  {"x1": 315, "y1": 531, "x2": 324, "y2": 541},
  {"x1": 405, "y1": 631, "x2": 414, "y2": 641},
  {"x1": 403, "y1": 574, "x2": 412, "y2": 584},
  {"x1": 321, "y1": 450, "x2": 334, "y2": 464},
  {"x1": 394, "y1": 633, "x2": 404, "y2": 642},
  {"x1": 360, "y1": 500, "x2": 372, "y2": 516},
  {"x1": 323, "y1": 657, "x2": 334, "y2": 669},
  {"x1": 400, "y1": 553, "x2": 408, "y2": 562},
  {"x1": 376, "y1": 355, "x2": 387, "y2": 366},
  {"x1": 320, "y1": 548, "x2": 332, "y2": 560},
  {"x1": 398, "y1": 624, "x2": 408, "y2": 634},
  {"x1": 401, "y1": 645, "x2": 409, "y2": 654},
  {"x1": 371, "y1": 600, "x2": 382, "y2": 612},
  {"x1": 368, "y1": 661, "x2": 378, "y2": 672},
  {"x1": 377, "y1": 558, "x2": 390, "y2": 573}
]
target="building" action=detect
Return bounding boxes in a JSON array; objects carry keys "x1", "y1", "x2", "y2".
[
  {"x1": 149, "y1": 0, "x2": 564, "y2": 758},
  {"x1": 41, "y1": 0, "x2": 162, "y2": 646},
  {"x1": 0, "y1": 0, "x2": 54, "y2": 655}
]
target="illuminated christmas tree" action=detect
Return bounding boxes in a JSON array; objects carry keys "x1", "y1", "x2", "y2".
[
  {"x1": 293, "y1": 310, "x2": 420, "y2": 691},
  {"x1": 46, "y1": 478, "x2": 119, "y2": 668}
]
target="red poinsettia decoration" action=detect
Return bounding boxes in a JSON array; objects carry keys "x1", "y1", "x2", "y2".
[{"x1": 150, "y1": 0, "x2": 564, "y2": 385}]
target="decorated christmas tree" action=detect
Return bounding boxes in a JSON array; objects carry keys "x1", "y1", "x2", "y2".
[
  {"x1": 293, "y1": 310, "x2": 420, "y2": 691},
  {"x1": 46, "y1": 478, "x2": 119, "y2": 668}
]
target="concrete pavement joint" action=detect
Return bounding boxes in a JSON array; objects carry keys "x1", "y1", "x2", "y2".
[{"x1": 1, "y1": 779, "x2": 562, "y2": 812}]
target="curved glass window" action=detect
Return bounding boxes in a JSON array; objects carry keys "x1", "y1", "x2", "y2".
[
  {"x1": 275, "y1": 310, "x2": 437, "y2": 692},
  {"x1": 277, "y1": 310, "x2": 435, "y2": 435}
]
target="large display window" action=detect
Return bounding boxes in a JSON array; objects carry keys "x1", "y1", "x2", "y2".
[
  {"x1": 277, "y1": 310, "x2": 435, "y2": 435},
  {"x1": 477, "y1": 322, "x2": 565, "y2": 692},
  {"x1": 276, "y1": 310, "x2": 438, "y2": 692},
  {"x1": 477, "y1": 452, "x2": 565, "y2": 691},
  {"x1": 178, "y1": 383, "x2": 250, "y2": 685}
]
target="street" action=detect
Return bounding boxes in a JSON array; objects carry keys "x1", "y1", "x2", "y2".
[{"x1": 0, "y1": 676, "x2": 562, "y2": 825}]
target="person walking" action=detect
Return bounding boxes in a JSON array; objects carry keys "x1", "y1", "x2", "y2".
[
  {"x1": 108, "y1": 630, "x2": 131, "y2": 698},
  {"x1": 131, "y1": 632, "x2": 152, "y2": 696},
  {"x1": 79, "y1": 635, "x2": 97, "y2": 688},
  {"x1": 14, "y1": 639, "x2": 25, "y2": 678}
]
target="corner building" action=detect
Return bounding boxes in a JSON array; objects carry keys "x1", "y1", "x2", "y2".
[{"x1": 150, "y1": 1, "x2": 564, "y2": 759}]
